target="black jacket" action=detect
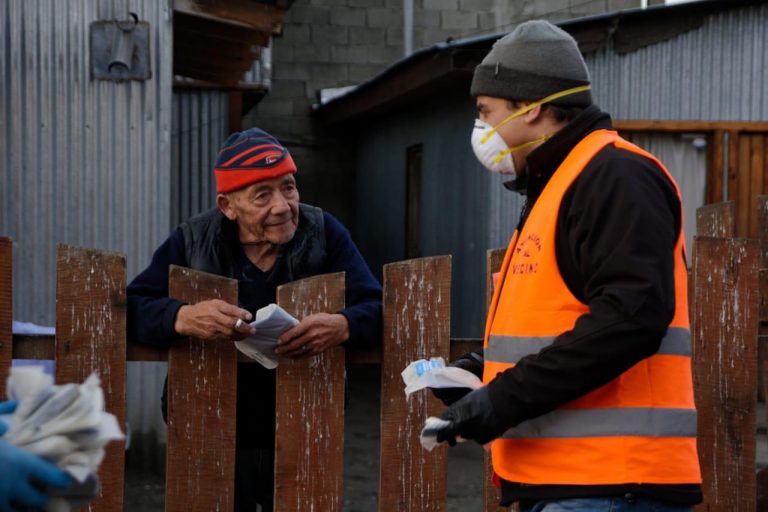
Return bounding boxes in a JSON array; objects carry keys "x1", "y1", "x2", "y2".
[{"x1": 486, "y1": 106, "x2": 702, "y2": 506}]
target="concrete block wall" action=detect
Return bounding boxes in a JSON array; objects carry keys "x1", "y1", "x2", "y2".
[{"x1": 243, "y1": 0, "x2": 643, "y2": 225}]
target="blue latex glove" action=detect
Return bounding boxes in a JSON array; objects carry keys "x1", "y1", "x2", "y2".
[
  {"x1": 0, "y1": 400, "x2": 71, "y2": 512},
  {"x1": 0, "y1": 401, "x2": 17, "y2": 436}
]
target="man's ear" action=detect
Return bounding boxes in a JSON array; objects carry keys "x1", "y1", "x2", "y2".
[
  {"x1": 523, "y1": 103, "x2": 544, "y2": 124},
  {"x1": 216, "y1": 193, "x2": 238, "y2": 220}
]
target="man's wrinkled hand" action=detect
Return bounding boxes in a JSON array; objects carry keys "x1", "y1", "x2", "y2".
[
  {"x1": 173, "y1": 299, "x2": 254, "y2": 341},
  {"x1": 275, "y1": 313, "x2": 350, "y2": 358},
  {"x1": 435, "y1": 387, "x2": 507, "y2": 447}
]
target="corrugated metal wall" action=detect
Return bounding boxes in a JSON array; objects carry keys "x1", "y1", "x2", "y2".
[
  {"x1": 587, "y1": 3, "x2": 768, "y2": 121},
  {"x1": 355, "y1": 90, "x2": 522, "y2": 338},
  {"x1": 170, "y1": 90, "x2": 229, "y2": 228},
  {"x1": 0, "y1": 0, "x2": 172, "y2": 324},
  {"x1": 354, "y1": 3, "x2": 766, "y2": 339}
]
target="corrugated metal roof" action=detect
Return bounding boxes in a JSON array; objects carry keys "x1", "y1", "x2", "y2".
[
  {"x1": 1, "y1": 0, "x2": 172, "y2": 324},
  {"x1": 588, "y1": 3, "x2": 768, "y2": 121}
]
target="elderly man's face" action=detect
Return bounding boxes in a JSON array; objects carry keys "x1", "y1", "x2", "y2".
[{"x1": 219, "y1": 175, "x2": 300, "y2": 245}]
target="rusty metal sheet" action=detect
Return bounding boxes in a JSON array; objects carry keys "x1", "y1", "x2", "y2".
[
  {"x1": 379, "y1": 256, "x2": 451, "y2": 512},
  {"x1": 0, "y1": 237, "x2": 11, "y2": 398},
  {"x1": 274, "y1": 272, "x2": 346, "y2": 511},
  {"x1": 692, "y1": 237, "x2": 759, "y2": 511},
  {"x1": 54, "y1": 244, "x2": 126, "y2": 512},
  {"x1": 166, "y1": 265, "x2": 237, "y2": 512},
  {"x1": 484, "y1": 248, "x2": 507, "y2": 512}
]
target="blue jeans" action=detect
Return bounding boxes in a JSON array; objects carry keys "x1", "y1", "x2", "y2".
[{"x1": 520, "y1": 496, "x2": 694, "y2": 512}]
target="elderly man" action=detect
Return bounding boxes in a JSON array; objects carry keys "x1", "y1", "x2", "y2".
[
  {"x1": 127, "y1": 127, "x2": 382, "y2": 511},
  {"x1": 430, "y1": 20, "x2": 702, "y2": 512}
]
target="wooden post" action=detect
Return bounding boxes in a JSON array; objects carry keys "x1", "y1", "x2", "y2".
[
  {"x1": 484, "y1": 248, "x2": 509, "y2": 512},
  {"x1": 0, "y1": 237, "x2": 11, "y2": 398},
  {"x1": 274, "y1": 272, "x2": 346, "y2": 511},
  {"x1": 166, "y1": 266, "x2": 238, "y2": 512},
  {"x1": 55, "y1": 245, "x2": 127, "y2": 512},
  {"x1": 692, "y1": 237, "x2": 759, "y2": 511},
  {"x1": 696, "y1": 201, "x2": 736, "y2": 238},
  {"x1": 758, "y1": 196, "x2": 768, "y2": 406},
  {"x1": 379, "y1": 256, "x2": 451, "y2": 512}
]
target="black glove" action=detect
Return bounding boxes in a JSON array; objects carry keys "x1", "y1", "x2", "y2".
[
  {"x1": 430, "y1": 351, "x2": 484, "y2": 406},
  {"x1": 435, "y1": 386, "x2": 507, "y2": 446}
]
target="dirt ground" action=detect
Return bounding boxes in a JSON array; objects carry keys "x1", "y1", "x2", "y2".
[{"x1": 124, "y1": 364, "x2": 485, "y2": 511}]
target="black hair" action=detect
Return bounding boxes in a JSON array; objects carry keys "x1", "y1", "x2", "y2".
[{"x1": 505, "y1": 99, "x2": 583, "y2": 123}]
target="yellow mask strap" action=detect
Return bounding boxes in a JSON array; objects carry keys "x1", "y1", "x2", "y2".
[
  {"x1": 493, "y1": 134, "x2": 552, "y2": 164},
  {"x1": 480, "y1": 84, "x2": 591, "y2": 144}
]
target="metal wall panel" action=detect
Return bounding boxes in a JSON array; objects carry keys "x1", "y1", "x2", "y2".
[
  {"x1": 353, "y1": 4, "x2": 766, "y2": 338},
  {"x1": 0, "y1": 0, "x2": 173, "y2": 325},
  {"x1": 354, "y1": 91, "x2": 522, "y2": 338},
  {"x1": 587, "y1": 3, "x2": 768, "y2": 121},
  {"x1": 170, "y1": 90, "x2": 229, "y2": 228}
]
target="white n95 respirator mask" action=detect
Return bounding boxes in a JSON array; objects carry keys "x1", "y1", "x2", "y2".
[{"x1": 471, "y1": 119, "x2": 517, "y2": 176}]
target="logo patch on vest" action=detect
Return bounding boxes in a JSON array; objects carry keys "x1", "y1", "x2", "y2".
[{"x1": 512, "y1": 233, "x2": 541, "y2": 275}]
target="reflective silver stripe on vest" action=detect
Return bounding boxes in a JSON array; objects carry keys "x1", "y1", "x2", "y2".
[
  {"x1": 501, "y1": 407, "x2": 697, "y2": 439},
  {"x1": 486, "y1": 327, "x2": 691, "y2": 364}
]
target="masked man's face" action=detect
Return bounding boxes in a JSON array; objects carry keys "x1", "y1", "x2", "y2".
[{"x1": 219, "y1": 174, "x2": 300, "y2": 246}]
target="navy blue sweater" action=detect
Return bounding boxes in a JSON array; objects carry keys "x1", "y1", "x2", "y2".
[
  {"x1": 127, "y1": 211, "x2": 382, "y2": 349},
  {"x1": 127, "y1": 210, "x2": 382, "y2": 447}
]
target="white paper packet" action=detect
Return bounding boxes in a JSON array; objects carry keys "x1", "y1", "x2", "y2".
[
  {"x1": 234, "y1": 303, "x2": 299, "y2": 369},
  {"x1": 401, "y1": 357, "x2": 483, "y2": 397}
]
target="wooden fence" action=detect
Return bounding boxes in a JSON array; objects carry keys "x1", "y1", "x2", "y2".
[{"x1": 1, "y1": 198, "x2": 766, "y2": 511}]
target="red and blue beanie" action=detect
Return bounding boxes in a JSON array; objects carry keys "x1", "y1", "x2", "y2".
[{"x1": 214, "y1": 128, "x2": 297, "y2": 193}]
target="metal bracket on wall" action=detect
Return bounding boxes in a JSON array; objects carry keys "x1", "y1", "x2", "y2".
[{"x1": 90, "y1": 13, "x2": 151, "y2": 81}]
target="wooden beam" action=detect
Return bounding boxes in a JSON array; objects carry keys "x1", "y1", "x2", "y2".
[
  {"x1": 750, "y1": 137, "x2": 766, "y2": 239},
  {"x1": 174, "y1": 12, "x2": 270, "y2": 46},
  {"x1": 614, "y1": 120, "x2": 768, "y2": 133},
  {"x1": 379, "y1": 256, "x2": 451, "y2": 512},
  {"x1": 55, "y1": 245, "x2": 127, "y2": 512},
  {"x1": 0, "y1": 237, "x2": 11, "y2": 399},
  {"x1": 174, "y1": 0, "x2": 284, "y2": 34},
  {"x1": 274, "y1": 272, "x2": 346, "y2": 511},
  {"x1": 166, "y1": 266, "x2": 237, "y2": 512},
  {"x1": 173, "y1": 37, "x2": 261, "y2": 69},
  {"x1": 759, "y1": 196, "x2": 768, "y2": 269},
  {"x1": 692, "y1": 237, "x2": 759, "y2": 511},
  {"x1": 707, "y1": 130, "x2": 725, "y2": 204}
]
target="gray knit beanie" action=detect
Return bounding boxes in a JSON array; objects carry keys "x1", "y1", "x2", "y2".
[{"x1": 470, "y1": 20, "x2": 592, "y2": 107}]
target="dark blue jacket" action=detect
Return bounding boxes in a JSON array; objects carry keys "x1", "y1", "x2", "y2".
[{"x1": 127, "y1": 206, "x2": 382, "y2": 447}]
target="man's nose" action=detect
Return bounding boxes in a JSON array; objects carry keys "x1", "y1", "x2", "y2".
[{"x1": 270, "y1": 193, "x2": 291, "y2": 214}]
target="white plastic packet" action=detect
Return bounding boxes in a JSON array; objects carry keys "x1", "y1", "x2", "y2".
[
  {"x1": 4, "y1": 366, "x2": 124, "y2": 512},
  {"x1": 419, "y1": 416, "x2": 465, "y2": 451},
  {"x1": 234, "y1": 303, "x2": 299, "y2": 369},
  {"x1": 401, "y1": 357, "x2": 483, "y2": 397}
]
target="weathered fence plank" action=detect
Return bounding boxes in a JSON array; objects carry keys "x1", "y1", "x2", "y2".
[
  {"x1": 696, "y1": 201, "x2": 736, "y2": 238},
  {"x1": 0, "y1": 237, "x2": 11, "y2": 399},
  {"x1": 693, "y1": 237, "x2": 759, "y2": 511},
  {"x1": 166, "y1": 265, "x2": 238, "y2": 512},
  {"x1": 379, "y1": 256, "x2": 451, "y2": 512},
  {"x1": 274, "y1": 272, "x2": 346, "y2": 511},
  {"x1": 484, "y1": 248, "x2": 507, "y2": 512},
  {"x1": 55, "y1": 245, "x2": 126, "y2": 512},
  {"x1": 758, "y1": 196, "x2": 768, "y2": 412}
]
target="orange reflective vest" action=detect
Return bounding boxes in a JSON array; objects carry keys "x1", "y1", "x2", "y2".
[{"x1": 483, "y1": 129, "x2": 701, "y2": 485}]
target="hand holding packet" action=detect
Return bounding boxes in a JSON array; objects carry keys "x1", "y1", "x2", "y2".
[
  {"x1": 234, "y1": 303, "x2": 299, "y2": 369},
  {"x1": 401, "y1": 357, "x2": 483, "y2": 397}
]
